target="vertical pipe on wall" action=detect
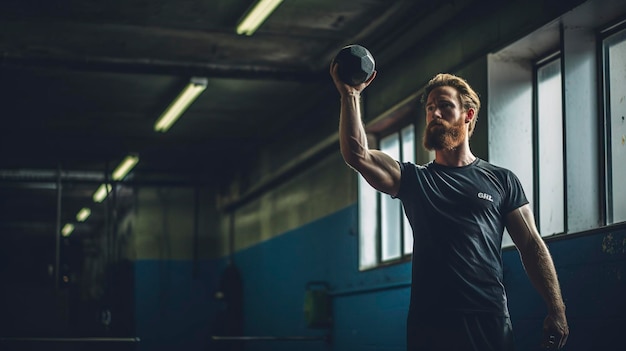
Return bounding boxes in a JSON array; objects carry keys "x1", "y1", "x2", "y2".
[
  {"x1": 104, "y1": 162, "x2": 110, "y2": 266},
  {"x1": 193, "y1": 187, "x2": 200, "y2": 277},
  {"x1": 229, "y1": 212, "x2": 235, "y2": 262},
  {"x1": 55, "y1": 164, "x2": 62, "y2": 291},
  {"x1": 111, "y1": 169, "x2": 118, "y2": 263}
]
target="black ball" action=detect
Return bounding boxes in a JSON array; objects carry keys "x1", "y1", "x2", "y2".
[{"x1": 333, "y1": 44, "x2": 375, "y2": 86}]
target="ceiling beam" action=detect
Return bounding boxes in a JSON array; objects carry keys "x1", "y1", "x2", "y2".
[{"x1": 0, "y1": 52, "x2": 322, "y2": 81}]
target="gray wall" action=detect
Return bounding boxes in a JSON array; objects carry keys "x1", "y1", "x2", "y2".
[{"x1": 215, "y1": 0, "x2": 595, "y2": 258}]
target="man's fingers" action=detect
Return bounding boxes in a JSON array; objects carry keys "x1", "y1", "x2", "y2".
[
  {"x1": 364, "y1": 70, "x2": 377, "y2": 85},
  {"x1": 542, "y1": 314, "x2": 568, "y2": 349},
  {"x1": 329, "y1": 62, "x2": 339, "y2": 80},
  {"x1": 541, "y1": 329, "x2": 568, "y2": 349},
  {"x1": 541, "y1": 334, "x2": 556, "y2": 349},
  {"x1": 558, "y1": 330, "x2": 568, "y2": 349}
]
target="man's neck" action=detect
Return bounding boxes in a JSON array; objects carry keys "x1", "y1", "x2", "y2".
[{"x1": 434, "y1": 144, "x2": 476, "y2": 167}]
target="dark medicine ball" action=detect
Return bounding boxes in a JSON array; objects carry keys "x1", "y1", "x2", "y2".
[{"x1": 333, "y1": 44, "x2": 375, "y2": 86}]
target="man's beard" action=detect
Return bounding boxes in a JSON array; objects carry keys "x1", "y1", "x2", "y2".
[{"x1": 423, "y1": 119, "x2": 467, "y2": 151}]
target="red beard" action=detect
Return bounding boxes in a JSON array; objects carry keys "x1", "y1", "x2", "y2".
[{"x1": 423, "y1": 118, "x2": 466, "y2": 151}]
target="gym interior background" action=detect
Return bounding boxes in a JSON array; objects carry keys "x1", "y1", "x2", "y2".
[{"x1": 1, "y1": 0, "x2": 625, "y2": 350}]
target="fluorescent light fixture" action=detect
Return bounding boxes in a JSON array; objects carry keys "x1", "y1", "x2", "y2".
[
  {"x1": 154, "y1": 77, "x2": 208, "y2": 132},
  {"x1": 93, "y1": 183, "x2": 112, "y2": 203},
  {"x1": 112, "y1": 154, "x2": 139, "y2": 181},
  {"x1": 236, "y1": 0, "x2": 284, "y2": 36},
  {"x1": 76, "y1": 208, "x2": 91, "y2": 222},
  {"x1": 62, "y1": 223, "x2": 75, "y2": 237}
]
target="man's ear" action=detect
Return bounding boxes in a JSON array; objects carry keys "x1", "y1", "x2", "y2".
[{"x1": 465, "y1": 108, "x2": 475, "y2": 123}]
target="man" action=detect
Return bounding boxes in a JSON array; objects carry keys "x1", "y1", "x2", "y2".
[{"x1": 330, "y1": 64, "x2": 569, "y2": 351}]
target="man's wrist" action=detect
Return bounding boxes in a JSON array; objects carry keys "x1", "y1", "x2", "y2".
[
  {"x1": 548, "y1": 303, "x2": 566, "y2": 315},
  {"x1": 341, "y1": 91, "x2": 361, "y2": 99}
]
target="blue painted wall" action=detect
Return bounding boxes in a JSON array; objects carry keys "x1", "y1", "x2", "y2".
[
  {"x1": 134, "y1": 259, "x2": 227, "y2": 351},
  {"x1": 227, "y1": 205, "x2": 414, "y2": 351},
  {"x1": 503, "y1": 228, "x2": 626, "y2": 351},
  {"x1": 133, "y1": 205, "x2": 626, "y2": 351}
]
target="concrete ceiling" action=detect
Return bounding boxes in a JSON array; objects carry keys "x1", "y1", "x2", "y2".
[{"x1": 0, "y1": 0, "x2": 485, "y2": 239}]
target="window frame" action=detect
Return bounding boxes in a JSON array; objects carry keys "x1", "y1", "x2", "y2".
[
  {"x1": 600, "y1": 20, "x2": 626, "y2": 225},
  {"x1": 532, "y1": 52, "x2": 567, "y2": 236},
  {"x1": 378, "y1": 125, "x2": 415, "y2": 264},
  {"x1": 357, "y1": 100, "x2": 422, "y2": 271}
]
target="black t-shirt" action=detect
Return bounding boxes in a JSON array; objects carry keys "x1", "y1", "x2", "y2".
[{"x1": 395, "y1": 158, "x2": 528, "y2": 319}]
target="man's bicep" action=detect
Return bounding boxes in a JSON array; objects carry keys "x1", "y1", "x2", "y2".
[
  {"x1": 356, "y1": 150, "x2": 401, "y2": 196},
  {"x1": 505, "y1": 204, "x2": 540, "y2": 250}
]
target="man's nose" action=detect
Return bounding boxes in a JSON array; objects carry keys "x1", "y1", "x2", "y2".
[{"x1": 432, "y1": 107, "x2": 442, "y2": 118}]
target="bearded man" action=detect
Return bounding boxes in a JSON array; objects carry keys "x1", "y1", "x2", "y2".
[{"x1": 330, "y1": 66, "x2": 569, "y2": 351}]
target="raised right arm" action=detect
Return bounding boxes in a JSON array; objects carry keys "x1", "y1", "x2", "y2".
[{"x1": 330, "y1": 63, "x2": 401, "y2": 196}]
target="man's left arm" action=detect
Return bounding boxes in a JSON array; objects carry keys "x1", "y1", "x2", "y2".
[{"x1": 506, "y1": 204, "x2": 569, "y2": 349}]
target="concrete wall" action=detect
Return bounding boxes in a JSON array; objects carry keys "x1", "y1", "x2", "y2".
[{"x1": 124, "y1": 0, "x2": 626, "y2": 350}]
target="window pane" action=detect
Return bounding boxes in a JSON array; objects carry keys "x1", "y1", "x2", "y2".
[
  {"x1": 605, "y1": 29, "x2": 626, "y2": 224},
  {"x1": 401, "y1": 125, "x2": 415, "y2": 254},
  {"x1": 401, "y1": 125, "x2": 415, "y2": 163},
  {"x1": 537, "y1": 58, "x2": 565, "y2": 235},
  {"x1": 358, "y1": 174, "x2": 378, "y2": 269},
  {"x1": 380, "y1": 133, "x2": 401, "y2": 261}
]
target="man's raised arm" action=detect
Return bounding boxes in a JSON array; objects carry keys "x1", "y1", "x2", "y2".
[{"x1": 330, "y1": 62, "x2": 401, "y2": 196}]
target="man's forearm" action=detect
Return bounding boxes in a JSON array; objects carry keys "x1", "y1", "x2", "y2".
[
  {"x1": 519, "y1": 238, "x2": 566, "y2": 314},
  {"x1": 339, "y1": 93, "x2": 369, "y2": 167}
]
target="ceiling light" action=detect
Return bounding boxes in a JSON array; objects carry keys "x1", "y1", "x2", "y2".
[
  {"x1": 112, "y1": 154, "x2": 139, "y2": 181},
  {"x1": 61, "y1": 223, "x2": 75, "y2": 237},
  {"x1": 93, "y1": 183, "x2": 112, "y2": 203},
  {"x1": 76, "y1": 208, "x2": 91, "y2": 222},
  {"x1": 154, "y1": 77, "x2": 208, "y2": 132},
  {"x1": 236, "y1": 0, "x2": 284, "y2": 36}
]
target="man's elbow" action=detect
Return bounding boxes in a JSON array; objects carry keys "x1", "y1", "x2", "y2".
[
  {"x1": 517, "y1": 235, "x2": 548, "y2": 264},
  {"x1": 340, "y1": 147, "x2": 368, "y2": 170},
  {"x1": 341, "y1": 135, "x2": 370, "y2": 164}
]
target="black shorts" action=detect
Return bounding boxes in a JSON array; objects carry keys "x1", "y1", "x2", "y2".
[{"x1": 406, "y1": 312, "x2": 516, "y2": 351}]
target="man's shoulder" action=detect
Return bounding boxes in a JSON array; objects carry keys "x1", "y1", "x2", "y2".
[
  {"x1": 474, "y1": 159, "x2": 524, "y2": 190},
  {"x1": 400, "y1": 159, "x2": 517, "y2": 177},
  {"x1": 399, "y1": 161, "x2": 431, "y2": 172},
  {"x1": 475, "y1": 159, "x2": 515, "y2": 175}
]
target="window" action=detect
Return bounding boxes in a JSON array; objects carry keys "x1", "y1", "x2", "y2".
[
  {"x1": 535, "y1": 56, "x2": 566, "y2": 235},
  {"x1": 490, "y1": 10, "x2": 626, "y2": 241},
  {"x1": 602, "y1": 26, "x2": 626, "y2": 224},
  {"x1": 358, "y1": 124, "x2": 415, "y2": 270},
  {"x1": 379, "y1": 133, "x2": 402, "y2": 262}
]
